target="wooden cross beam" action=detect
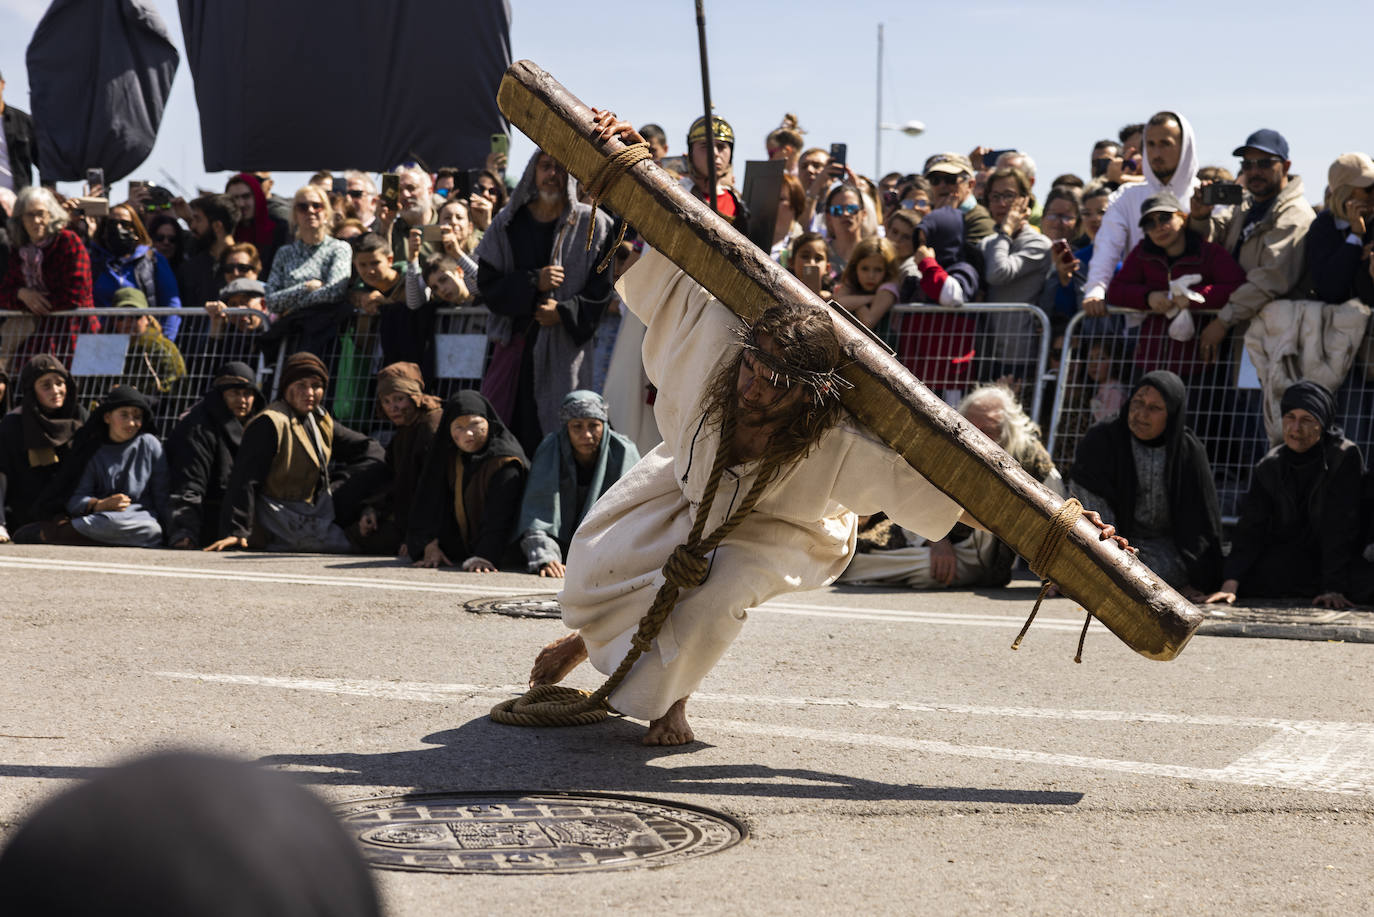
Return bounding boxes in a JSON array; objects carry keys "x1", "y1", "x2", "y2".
[{"x1": 498, "y1": 60, "x2": 1201, "y2": 661}]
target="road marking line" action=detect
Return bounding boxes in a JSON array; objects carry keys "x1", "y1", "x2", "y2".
[
  {"x1": 155, "y1": 671, "x2": 1374, "y2": 796},
  {"x1": 4, "y1": 556, "x2": 1089, "y2": 630}
]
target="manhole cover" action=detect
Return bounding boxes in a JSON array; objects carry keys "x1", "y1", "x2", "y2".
[
  {"x1": 334, "y1": 791, "x2": 745, "y2": 873},
  {"x1": 465, "y1": 594, "x2": 562, "y2": 619}
]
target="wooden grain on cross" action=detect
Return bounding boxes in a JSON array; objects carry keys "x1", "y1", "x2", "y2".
[{"x1": 498, "y1": 59, "x2": 1202, "y2": 661}]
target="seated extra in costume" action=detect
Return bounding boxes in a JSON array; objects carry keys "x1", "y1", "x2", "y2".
[
  {"x1": 214, "y1": 352, "x2": 385, "y2": 553},
  {"x1": 406, "y1": 390, "x2": 528, "y2": 571},
  {"x1": 354, "y1": 361, "x2": 444, "y2": 555},
  {"x1": 515, "y1": 390, "x2": 640, "y2": 576},
  {"x1": 0, "y1": 355, "x2": 88, "y2": 541},
  {"x1": 166, "y1": 362, "x2": 265, "y2": 548},
  {"x1": 18, "y1": 385, "x2": 169, "y2": 547},
  {"x1": 1070, "y1": 370, "x2": 1223, "y2": 597},
  {"x1": 1212, "y1": 381, "x2": 1365, "y2": 606},
  {"x1": 839, "y1": 384, "x2": 1064, "y2": 589}
]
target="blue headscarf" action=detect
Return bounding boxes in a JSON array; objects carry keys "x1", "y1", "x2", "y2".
[{"x1": 515, "y1": 391, "x2": 640, "y2": 571}]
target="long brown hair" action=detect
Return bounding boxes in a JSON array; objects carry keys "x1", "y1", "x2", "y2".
[{"x1": 700, "y1": 305, "x2": 846, "y2": 480}]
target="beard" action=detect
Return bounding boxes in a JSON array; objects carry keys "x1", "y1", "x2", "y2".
[
  {"x1": 538, "y1": 189, "x2": 565, "y2": 207},
  {"x1": 401, "y1": 204, "x2": 428, "y2": 227}
]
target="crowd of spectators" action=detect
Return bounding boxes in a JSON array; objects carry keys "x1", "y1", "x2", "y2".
[{"x1": 4, "y1": 79, "x2": 1374, "y2": 608}]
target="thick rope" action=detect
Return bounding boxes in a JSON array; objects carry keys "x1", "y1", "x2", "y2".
[
  {"x1": 1011, "y1": 497, "x2": 1083, "y2": 652},
  {"x1": 581, "y1": 141, "x2": 653, "y2": 274},
  {"x1": 492, "y1": 410, "x2": 774, "y2": 726}
]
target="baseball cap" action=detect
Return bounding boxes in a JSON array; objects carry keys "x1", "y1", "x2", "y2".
[
  {"x1": 1138, "y1": 191, "x2": 1184, "y2": 226},
  {"x1": 923, "y1": 152, "x2": 973, "y2": 178},
  {"x1": 1231, "y1": 129, "x2": 1289, "y2": 160},
  {"x1": 1328, "y1": 152, "x2": 1374, "y2": 191},
  {"x1": 220, "y1": 278, "x2": 267, "y2": 299},
  {"x1": 111, "y1": 288, "x2": 149, "y2": 309}
]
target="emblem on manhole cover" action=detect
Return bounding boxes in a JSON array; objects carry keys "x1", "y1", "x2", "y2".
[
  {"x1": 334, "y1": 791, "x2": 745, "y2": 874},
  {"x1": 464, "y1": 594, "x2": 562, "y2": 619}
]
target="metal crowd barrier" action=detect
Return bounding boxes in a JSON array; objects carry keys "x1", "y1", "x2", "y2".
[
  {"x1": 1042, "y1": 307, "x2": 1372, "y2": 523},
  {"x1": 885, "y1": 302, "x2": 1053, "y2": 421},
  {"x1": 1, "y1": 305, "x2": 490, "y2": 440}
]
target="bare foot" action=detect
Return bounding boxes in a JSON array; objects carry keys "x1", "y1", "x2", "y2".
[
  {"x1": 529, "y1": 632, "x2": 588, "y2": 687},
  {"x1": 643, "y1": 697, "x2": 694, "y2": 746}
]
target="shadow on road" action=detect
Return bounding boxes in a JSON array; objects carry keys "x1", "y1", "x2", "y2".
[{"x1": 255, "y1": 716, "x2": 1084, "y2": 807}]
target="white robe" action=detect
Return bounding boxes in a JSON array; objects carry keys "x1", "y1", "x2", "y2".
[{"x1": 559, "y1": 249, "x2": 963, "y2": 720}]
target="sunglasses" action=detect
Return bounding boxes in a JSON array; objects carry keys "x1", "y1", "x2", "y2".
[
  {"x1": 476, "y1": 185, "x2": 499, "y2": 197},
  {"x1": 900, "y1": 198, "x2": 931, "y2": 210},
  {"x1": 828, "y1": 203, "x2": 861, "y2": 216},
  {"x1": 1239, "y1": 156, "x2": 1282, "y2": 172},
  {"x1": 224, "y1": 263, "x2": 254, "y2": 275},
  {"x1": 1141, "y1": 212, "x2": 1178, "y2": 231},
  {"x1": 345, "y1": 189, "x2": 366, "y2": 199},
  {"x1": 926, "y1": 172, "x2": 962, "y2": 186},
  {"x1": 295, "y1": 201, "x2": 325, "y2": 212}
]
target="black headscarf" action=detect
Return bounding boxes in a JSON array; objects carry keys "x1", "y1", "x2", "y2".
[
  {"x1": 34, "y1": 385, "x2": 158, "y2": 520},
  {"x1": 1070, "y1": 370, "x2": 1223, "y2": 589},
  {"x1": 18, "y1": 354, "x2": 84, "y2": 460},
  {"x1": 204, "y1": 360, "x2": 264, "y2": 449},
  {"x1": 407, "y1": 390, "x2": 528, "y2": 555},
  {"x1": 1280, "y1": 380, "x2": 1341, "y2": 450},
  {"x1": 0, "y1": 752, "x2": 380, "y2": 917},
  {"x1": 441, "y1": 390, "x2": 527, "y2": 467}
]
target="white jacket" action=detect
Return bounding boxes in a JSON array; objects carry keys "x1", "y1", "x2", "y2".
[{"x1": 1084, "y1": 112, "x2": 1201, "y2": 302}]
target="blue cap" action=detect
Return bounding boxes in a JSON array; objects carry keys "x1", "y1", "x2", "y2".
[{"x1": 1232, "y1": 129, "x2": 1289, "y2": 160}]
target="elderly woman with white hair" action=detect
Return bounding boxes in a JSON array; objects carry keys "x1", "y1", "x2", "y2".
[
  {"x1": 0, "y1": 185, "x2": 96, "y2": 362},
  {"x1": 839, "y1": 385, "x2": 1063, "y2": 589}
]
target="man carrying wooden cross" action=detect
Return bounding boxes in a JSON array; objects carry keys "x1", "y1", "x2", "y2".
[{"x1": 519, "y1": 111, "x2": 1133, "y2": 747}]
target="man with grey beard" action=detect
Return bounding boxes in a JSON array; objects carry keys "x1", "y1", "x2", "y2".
[
  {"x1": 476, "y1": 150, "x2": 616, "y2": 454},
  {"x1": 385, "y1": 165, "x2": 437, "y2": 260}
]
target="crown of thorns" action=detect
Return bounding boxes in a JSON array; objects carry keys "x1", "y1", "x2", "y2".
[{"x1": 735, "y1": 324, "x2": 853, "y2": 406}]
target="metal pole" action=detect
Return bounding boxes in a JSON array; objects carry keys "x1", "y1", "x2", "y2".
[
  {"x1": 875, "y1": 22, "x2": 883, "y2": 181},
  {"x1": 695, "y1": 0, "x2": 717, "y2": 213}
]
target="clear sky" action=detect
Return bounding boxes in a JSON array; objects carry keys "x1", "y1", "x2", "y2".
[{"x1": 1, "y1": 0, "x2": 1369, "y2": 205}]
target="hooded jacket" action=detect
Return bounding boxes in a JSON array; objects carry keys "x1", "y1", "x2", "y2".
[
  {"x1": 1085, "y1": 112, "x2": 1200, "y2": 302},
  {"x1": 894, "y1": 207, "x2": 981, "y2": 391},
  {"x1": 1189, "y1": 174, "x2": 1316, "y2": 326}
]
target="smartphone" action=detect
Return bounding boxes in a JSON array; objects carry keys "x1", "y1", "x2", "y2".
[
  {"x1": 421, "y1": 225, "x2": 444, "y2": 243},
  {"x1": 85, "y1": 167, "x2": 105, "y2": 194},
  {"x1": 75, "y1": 197, "x2": 109, "y2": 217},
  {"x1": 456, "y1": 169, "x2": 476, "y2": 203},
  {"x1": 1091, "y1": 157, "x2": 1112, "y2": 178},
  {"x1": 1052, "y1": 238, "x2": 1072, "y2": 262},
  {"x1": 829, "y1": 143, "x2": 847, "y2": 168},
  {"x1": 130, "y1": 179, "x2": 149, "y2": 193},
  {"x1": 1200, "y1": 182, "x2": 1244, "y2": 206},
  {"x1": 490, "y1": 133, "x2": 510, "y2": 157},
  {"x1": 801, "y1": 263, "x2": 822, "y2": 292},
  {"x1": 380, "y1": 172, "x2": 400, "y2": 206},
  {"x1": 331, "y1": 175, "x2": 346, "y2": 195},
  {"x1": 983, "y1": 148, "x2": 1016, "y2": 169}
]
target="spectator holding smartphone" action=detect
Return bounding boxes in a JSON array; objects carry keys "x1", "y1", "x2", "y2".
[
  {"x1": 923, "y1": 152, "x2": 995, "y2": 245},
  {"x1": 787, "y1": 231, "x2": 832, "y2": 296},
  {"x1": 89, "y1": 202, "x2": 184, "y2": 341},
  {"x1": 1191, "y1": 130, "x2": 1316, "y2": 363}
]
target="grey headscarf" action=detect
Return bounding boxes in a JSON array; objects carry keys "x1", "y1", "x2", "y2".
[{"x1": 476, "y1": 151, "x2": 617, "y2": 434}]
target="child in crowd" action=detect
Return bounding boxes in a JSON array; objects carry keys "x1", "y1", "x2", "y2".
[
  {"x1": 787, "y1": 232, "x2": 832, "y2": 297},
  {"x1": 893, "y1": 208, "x2": 981, "y2": 404},
  {"x1": 832, "y1": 237, "x2": 900, "y2": 340},
  {"x1": 108, "y1": 288, "x2": 187, "y2": 398},
  {"x1": 15, "y1": 386, "x2": 169, "y2": 547}
]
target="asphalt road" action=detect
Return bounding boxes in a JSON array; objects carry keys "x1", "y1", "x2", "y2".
[{"x1": 0, "y1": 544, "x2": 1371, "y2": 915}]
